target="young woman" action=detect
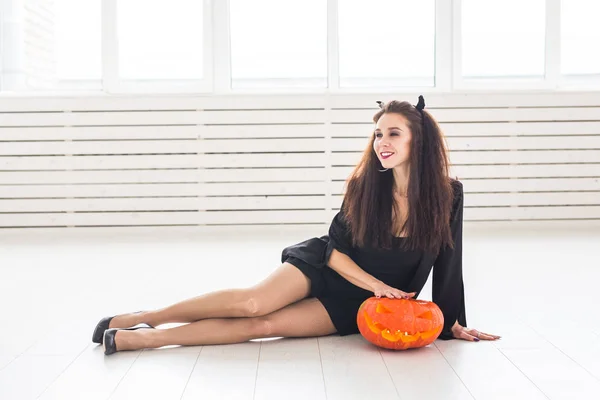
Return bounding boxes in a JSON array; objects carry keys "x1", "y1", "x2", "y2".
[{"x1": 95, "y1": 96, "x2": 500, "y2": 355}]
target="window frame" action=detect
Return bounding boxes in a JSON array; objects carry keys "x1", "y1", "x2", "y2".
[
  {"x1": 103, "y1": 0, "x2": 214, "y2": 94},
  {"x1": 452, "y1": 0, "x2": 555, "y2": 91}
]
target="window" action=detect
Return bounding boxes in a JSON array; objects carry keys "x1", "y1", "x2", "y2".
[
  {"x1": 337, "y1": 0, "x2": 435, "y2": 87},
  {"x1": 2, "y1": 0, "x2": 600, "y2": 94},
  {"x1": 55, "y1": 0, "x2": 102, "y2": 82},
  {"x1": 2, "y1": 0, "x2": 102, "y2": 91},
  {"x1": 461, "y1": 0, "x2": 546, "y2": 78},
  {"x1": 229, "y1": 0, "x2": 327, "y2": 88},
  {"x1": 117, "y1": 0, "x2": 205, "y2": 80},
  {"x1": 560, "y1": 0, "x2": 600, "y2": 75}
]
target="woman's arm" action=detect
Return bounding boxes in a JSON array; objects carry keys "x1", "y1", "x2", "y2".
[
  {"x1": 432, "y1": 180, "x2": 467, "y2": 340},
  {"x1": 327, "y1": 248, "x2": 381, "y2": 292}
]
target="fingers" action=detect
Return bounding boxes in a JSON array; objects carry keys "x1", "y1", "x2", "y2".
[
  {"x1": 460, "y1": 330, "x2": 479, "y2": 342},
  {"x1": 375, "y1": 290, "x2": 416, "y2": 299},
  {"x1": 478, "y1": 331, "x2": 502, "y2": 340},
  {"x1": 390, "y1": 291, "x2": 416, "y2": 299},
  {"x1": 464, "y1": 329, "x2": 502, "y2": 341}
]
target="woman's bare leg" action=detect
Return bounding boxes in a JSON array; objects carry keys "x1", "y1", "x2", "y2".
[
  {"x1": 108, "y1": 262, "x2": 311, "y2": 329},
  {"x1": 107, "y1": 297, "x2": 336, "y2": 352}
]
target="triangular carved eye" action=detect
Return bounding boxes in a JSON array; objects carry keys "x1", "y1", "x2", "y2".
[
  {"x1": 417, "y1": 311, "x2": 433, "y2": 320},
  {"x1": 376, "y1": 303, "x2": 393, "y2": 314}
]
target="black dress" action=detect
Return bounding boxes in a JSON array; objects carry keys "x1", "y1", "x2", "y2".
[{"x1": 281, "y1": 179, "x2": 467, "y2": 340}]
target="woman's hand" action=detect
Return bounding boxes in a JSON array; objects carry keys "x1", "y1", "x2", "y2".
[
  {"x1": 451, "y1": 320, "x2": 501, "y2": 341},
  {"x1": 372, "y1": 281, "x2": 416, "y2": 299}
]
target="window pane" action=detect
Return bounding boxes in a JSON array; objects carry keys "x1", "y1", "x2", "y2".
[
  {"x1": 117, "y1": 0, "x2": 204, "y2": 80},
  {"x1": 461, "y1": 0, "x2": 545, "y2": 78},
  {"x1": 7, "y1": 0, "x2": 101, "y2": 90},
  {"x1": 55, "y1": 0, "x2": 102, "y2": 80},
  {"x1": 561, "y1": 0, "x2": 600, "y2": 75},
  {"x1": 229, "y1": 0, "x2": 327, "y2": 88},
  {"x1": 338, "y1": 0, "x2": 435, "y2": 87}
]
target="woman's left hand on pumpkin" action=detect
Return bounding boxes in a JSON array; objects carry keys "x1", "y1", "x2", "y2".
[{"x1": 451, "y1": 321, "x2": 501, "y2": 341}]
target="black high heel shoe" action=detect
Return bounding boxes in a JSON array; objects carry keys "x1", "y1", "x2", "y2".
[
  {"x1": 103, "y1": 328, "x2": 119, "y2": 355},
  {"x1": 92, "y1": 311, "x2": 154, "y2": 344}
]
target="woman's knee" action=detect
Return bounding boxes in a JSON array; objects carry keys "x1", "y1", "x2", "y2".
[
  {"x1": 232, "y1": 291, "x2": 280, "y2": 318},
  {"x1": 241, "y1": 263, "x2": 312, "y2": 317},
  {"x1": 253, "y1": 298, "x2": 337, "y2": 338}
]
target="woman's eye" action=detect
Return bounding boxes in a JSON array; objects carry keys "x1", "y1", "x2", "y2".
[{"x1": 375, "y1": 132, "x2": 399, "y2": 138}]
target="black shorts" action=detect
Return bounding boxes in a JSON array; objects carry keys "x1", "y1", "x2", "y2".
[{"x1": 285, "y1": 256, "x2": 367, "y2": 336}]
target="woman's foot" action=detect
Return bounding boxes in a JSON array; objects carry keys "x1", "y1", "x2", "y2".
[
  {"x1": 92, "y1": 311, "x2": 153, "y2": 344},
  {"x1": 103, "y1": 328, "x2": 153, "y2": 355},
  {"x1": 108, "y1": 311, "x2": 147, "y2": 329}
]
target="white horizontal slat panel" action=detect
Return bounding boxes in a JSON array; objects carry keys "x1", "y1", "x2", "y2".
[
  {"x1": 329, "y1": 192, "x2": 600, "y2": 208},
  {"x1": 198, "y1": 196, "x2": 325, "y2": 210},
  {"x1": 460, "y1": 178, "x2": 600, "y2": 192},
  {"x1": 448, "y1": 150, "x2": 600, "y2": 164},
  {"x1": 0, "y1": 184, "x2": 199, "y2": 198},
  {"x1": 0, "y1": 111, "x2": 202, "y2": 126},
  {"x1": 0, "y1": 94, "x2": 326, "y2": 112},
  {"x1": 0, "y1": 155, "x2": 198, "y2": 170},
  {"x1": 0, "y1": 210, "x2": 327, "y2": 227},
  {"x1": 466, "y1": 192, "x2": 600, "y2": 206},
  {"x1": 441, "y1": 121, "x2": 600, "y2": 137},
  {"x1": 201, "y1": 138, "x2": 325, "y2": 153},
  {"x1": 331, "y1": 165, "x2": 600, "y2": 180},
  {"x1": 0, "y1": 198, "x2": 199, "y2": 212},
  {"x1": 449, "y1": 136, "x2": 600, "y2": 151},
  {"x1": 464, "y1": 206, "x2": 600, "y2": 220},
  {"x1": 0, "y1": 183, "x2": 314, "y2": 205},
  {"x1": 0, "y1": 170, "x2": 199, "y2": 184},
  {"x1": 0, "y1": 154, "x2": 329, "y2": 170},
  {"x1": 0, "y1": 140, "x2": 197, "y2": 156},
  {"x1": 203, "y1": 153, "x2": 326, "y2": 168},
  {"x1": 0, "y1": 196, "x2": 326, "y2": 212},
  {"x1": 329, "y1": 124, "x2": 377, "y2": 138},
  {"x1": 0, "y1": 126, "x2": 200, "y2": 141},
  {"x1": 201, "y1": 125, "x2": 326, "y2": 139},
  {"x1": 0, "y1": 212, "x2": 200, "y2": 227},
  {"x1": 331, "y1": 136, "x2": 600, "y2": 152},
  {"x1": 330, "y1": 178, "x2": 600, "y2": 194},
  {"x1": 448, "y1": 164, "x2": 600, "y2": 179},
  {"x1": 201, "y1": 181, "x2": 327, "y2": 196},
  {"x1": 203, "y1": 110, "x2": 326, "y2": 124},
  {"x1": 331, "y1": 107, "x2": 600, "y2": 123},
  {"x1": 331, "y1": 150, "x2": 600, "y2": 165},
  {"x1": 200, "y1": 210, "x2": 328, "y2": 224},
  {"x1": 202, "y1": 168, "x2": 326, "y2": 182},
  {"x1": 0, "y1": 110, "x2": 326, "y2": 127},
  {"x1": 327, "y1": 92, "x2": 600, "y2": 108}
]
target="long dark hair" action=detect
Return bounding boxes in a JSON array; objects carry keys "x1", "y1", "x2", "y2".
[{"x1": 341, "y1": 100, "x2": 455, "y2": 254}]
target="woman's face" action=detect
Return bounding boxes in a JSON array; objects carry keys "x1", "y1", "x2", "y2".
[{"x1": 373, "y1": 112, "x2": 413, "y2": 168}]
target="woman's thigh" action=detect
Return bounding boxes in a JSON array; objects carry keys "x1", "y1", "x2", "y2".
[
  {"x1": 246, "y1": 262, "x2": 312, "y2": 316},
  {"x1": 257, "y1": 297, "x2": 337, "y2": 338}
]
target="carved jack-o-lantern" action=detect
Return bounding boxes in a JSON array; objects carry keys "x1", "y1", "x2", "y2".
[{"x1": 357, "y1": 298, "x2": 444, "y2": 350}]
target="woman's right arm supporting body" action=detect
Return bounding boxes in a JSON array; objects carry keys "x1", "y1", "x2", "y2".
[
  {"x1": 327, "y1": 248, "x2": 380, "y2": 292},
  {"x1": 328, "y1": 249, "x2": 416, "y2": 299}
]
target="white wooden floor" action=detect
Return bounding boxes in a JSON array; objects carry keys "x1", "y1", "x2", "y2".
[{"x1": 1, "y1": 223, "x2": 600, "y2": 400}]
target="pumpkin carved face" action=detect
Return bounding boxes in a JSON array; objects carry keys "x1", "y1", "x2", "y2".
[{"x1": 357, "y1": 298, "x2": 444, "y2": 350}]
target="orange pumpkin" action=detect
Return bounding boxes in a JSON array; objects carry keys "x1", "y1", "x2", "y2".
[{"x1": 356, "y1": 297, "x2": 444, "y2": 350}]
